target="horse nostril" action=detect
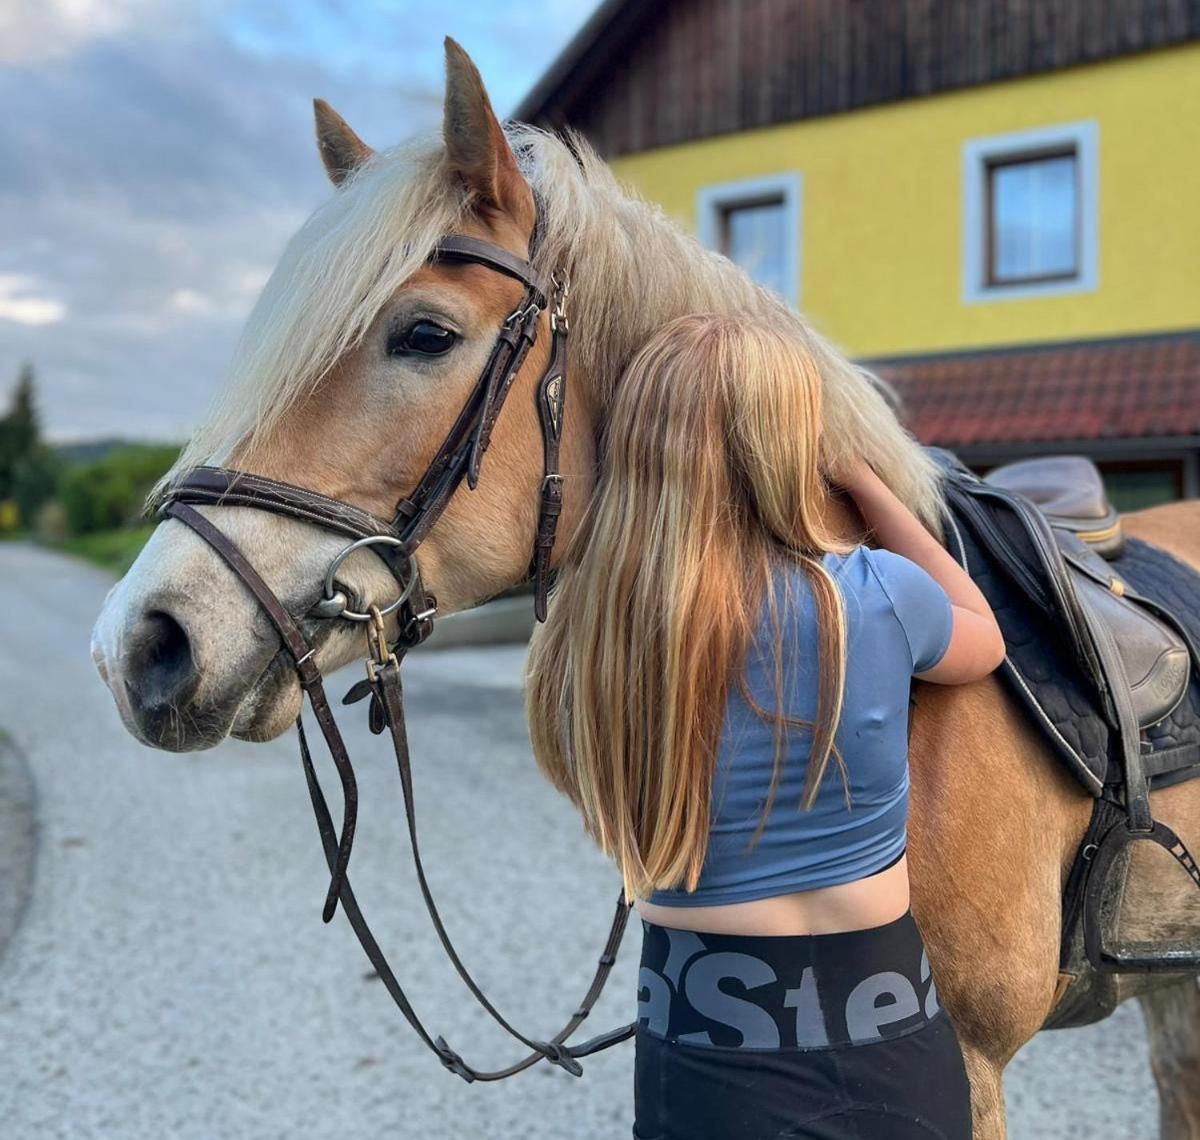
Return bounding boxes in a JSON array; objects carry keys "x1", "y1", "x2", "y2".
[{"x1": 126, "y1": 609, "x2": 198, "y2": 710}]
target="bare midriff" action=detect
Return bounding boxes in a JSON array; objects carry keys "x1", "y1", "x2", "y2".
[{"x1": 633, "y1": 855, "x2": 910, "y2": 936}]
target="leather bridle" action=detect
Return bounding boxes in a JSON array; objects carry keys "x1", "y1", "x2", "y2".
[{"x1": 158, "y1": 227, "x2": 636, "y2": 1081}]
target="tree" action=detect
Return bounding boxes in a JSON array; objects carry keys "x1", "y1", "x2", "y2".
[
  {"x1": 0, "y1": 363, "x2": 57, "y2": 528},
  {"x1": 7, "y1": 362, "x2": 38, "y2": 458},
  {"x1": 12, "y1": 444, "x2": 62, "y2": 527}
]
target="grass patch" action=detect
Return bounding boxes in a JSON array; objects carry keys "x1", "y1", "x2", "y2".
[{"x1": 57, "y1": 524, "x2": 157, "y2": 575}]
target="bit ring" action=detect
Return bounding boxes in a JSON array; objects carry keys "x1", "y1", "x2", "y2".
[{"x1": 321, "y1": 535, "x2": 417, "y2": 623}]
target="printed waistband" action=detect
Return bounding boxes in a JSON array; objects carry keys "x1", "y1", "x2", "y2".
[{"x1": 636, "y1": 911, "x2": 941, "y2": 1051}]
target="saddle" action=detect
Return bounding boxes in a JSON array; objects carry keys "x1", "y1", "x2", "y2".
[
  {"x1": 977, "y1": 454, "x2": 1192, "y2": 736},
  {"x1": 930, "y1": 448, "x2": 1200, "y2": 977}
]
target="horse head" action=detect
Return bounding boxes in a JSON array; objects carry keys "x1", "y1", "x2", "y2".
[
  {"x1": 92, "y1": 40, "x2": 601, "y2": 750},
  {"x1": 93, "y1": 38, "x2": 941, "y2": 753}
]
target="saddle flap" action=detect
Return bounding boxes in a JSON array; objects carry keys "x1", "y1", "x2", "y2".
[
  {"x1": 1057, "y1": 532, "x2": 1193, "y2": 728},
  {"x1": 985, "y1": 455, "x2": 1124, "y2": 558}
]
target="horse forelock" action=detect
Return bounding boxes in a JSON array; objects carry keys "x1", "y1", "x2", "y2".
[
  {"x1": 160, "y1": 123, "x2": 945, "y2": 530},
  {"x1": 159, "y1": 131, "x2": 463, "y2": 498}
]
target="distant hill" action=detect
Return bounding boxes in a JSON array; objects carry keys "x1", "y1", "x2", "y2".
[{"x1": 54, "y1": 439, "x2": 181, "y2": 466}]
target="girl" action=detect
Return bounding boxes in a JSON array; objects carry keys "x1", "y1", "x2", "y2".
[{"x1": 526, "y1": 313, "x2": 1004, "y2": 1139}]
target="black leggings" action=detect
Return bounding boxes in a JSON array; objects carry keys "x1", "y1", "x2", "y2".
[{"x1": 632, "y1": 912, "x2": 973, "y2": 1139}]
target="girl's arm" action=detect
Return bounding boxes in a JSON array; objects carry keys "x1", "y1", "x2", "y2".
[{"x1": 840, "y1": 458, "x2": 1005, "y2": 684}]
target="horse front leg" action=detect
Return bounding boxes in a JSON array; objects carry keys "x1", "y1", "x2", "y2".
[{"x1": 1141, "y1": 978, "x2": 1200, "y2": 1140}]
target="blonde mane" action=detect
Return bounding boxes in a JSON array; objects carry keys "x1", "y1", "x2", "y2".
[{"x1": 166, "y1": 123, "x2": 945, "y2": 528}]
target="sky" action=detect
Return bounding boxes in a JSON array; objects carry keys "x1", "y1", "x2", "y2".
[{"x1": 0, "y1": 0, "x2": 600, "y2": 441}]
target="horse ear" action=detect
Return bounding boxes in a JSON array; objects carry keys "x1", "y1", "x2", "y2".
[
  {"x1": 442, "y1": 37, "x2": 535, "y2": 232},
  {"x1": 313, "y1": 99, "x2": 374, "y2": 186}
]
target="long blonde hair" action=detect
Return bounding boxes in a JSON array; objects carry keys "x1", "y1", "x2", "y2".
[{"x1": 526, "y1": 314, "x2": 854, "y2": 903}]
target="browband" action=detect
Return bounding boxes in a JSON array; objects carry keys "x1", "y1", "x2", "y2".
[{"x1": 432, "y1": 235, "x2": 551, "y2": 308}]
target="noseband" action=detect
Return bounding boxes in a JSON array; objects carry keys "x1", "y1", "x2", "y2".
[{"x1": 158, "y1": 229, "x2": 634, "y2": 1081}]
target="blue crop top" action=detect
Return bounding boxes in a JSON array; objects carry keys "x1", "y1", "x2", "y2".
[{"x1": 646, "y1": 546, "x2": 953, "y2": 907}]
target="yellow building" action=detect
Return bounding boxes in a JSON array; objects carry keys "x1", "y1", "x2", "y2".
[{"x1": 518, "y1": 0, "x2": 1200, "y2": 506}]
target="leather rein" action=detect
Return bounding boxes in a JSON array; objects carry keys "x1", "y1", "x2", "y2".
[{"x1": 158, "y1": 230, "x2": 635, "y2": 1081}]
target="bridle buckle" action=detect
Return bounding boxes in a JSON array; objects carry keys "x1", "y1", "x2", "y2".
[
  {"x1": 365, "y1": 605, "x2": 397, "y2": 678},
  {"x1": 504, "y1": 300, "x2": 541, "y2": 331},
  {"x1": 550, "y1": 273, "x2": 570, "y2": 333}
]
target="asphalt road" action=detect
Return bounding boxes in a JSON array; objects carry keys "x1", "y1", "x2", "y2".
[{"x1": 0, "y1": 542, "x2": 1163, "y2": 1139}]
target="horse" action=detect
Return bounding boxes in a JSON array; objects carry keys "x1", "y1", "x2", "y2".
[{"x1": 91, "y1": 38, "x2": 1200, "y2": 1139}]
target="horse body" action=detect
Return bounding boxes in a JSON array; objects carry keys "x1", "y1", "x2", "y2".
[{"x1": 90, "y1": 40, "x2": 1200, "y2": 1138}]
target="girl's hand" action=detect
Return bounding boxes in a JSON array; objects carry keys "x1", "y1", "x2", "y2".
[{"x1": 831, "y1": 455, "x2": 1007, "y2": 684}]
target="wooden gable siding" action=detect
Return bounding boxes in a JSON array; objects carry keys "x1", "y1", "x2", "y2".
[{"x1": 519, "y1": 0, "x2": 1200, "y2": 156}]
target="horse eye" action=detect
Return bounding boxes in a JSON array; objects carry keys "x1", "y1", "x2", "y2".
[{"x1": 389, "y1": 321, "x2": 457, "y2": 357}]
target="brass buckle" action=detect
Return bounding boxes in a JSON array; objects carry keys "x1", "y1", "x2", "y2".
[
  {"x1": 550, "y1": 272, "x2": 570, "y2": 333},
  {"x1": 365, "y1": 604, "x2": 397, "y2": 681}
]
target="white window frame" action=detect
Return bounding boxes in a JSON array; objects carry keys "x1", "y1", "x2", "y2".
[
  {"x1": 962, "y1": 120, "x2": 1099, "y2": 305},
  {"x1": 696, "y1": 173, "x2": 802, "y2": 307}
]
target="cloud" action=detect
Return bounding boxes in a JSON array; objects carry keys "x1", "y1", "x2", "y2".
[
  {"x1": 0, "y1": 0, "x2": 597, "y2": 440},
  {"x1": 0, "y1": 275, "x2": 67, "y2": 326},
  {"x1": 0, "y1": 0, "x2": 155, "y2": 64}
]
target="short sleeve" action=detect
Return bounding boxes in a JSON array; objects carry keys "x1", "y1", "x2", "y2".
[{"x1": 866, "y1": 548, "x2": 955, "y2": 674}]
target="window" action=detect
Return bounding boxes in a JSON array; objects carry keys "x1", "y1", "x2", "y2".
[
  {"x1": 963, "y1": 122, "x2": 1097, "y2": 303},
  {"x1": 988, "y1": 151, "x2": 1078, "y2": 284},
  {"x1": 697, "y1": 174, "x2": 801, "y2": 306}
]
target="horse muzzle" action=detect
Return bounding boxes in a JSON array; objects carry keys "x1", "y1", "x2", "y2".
[{"x1": 97, "y1": 598, "x2": 296, "y2": 751}]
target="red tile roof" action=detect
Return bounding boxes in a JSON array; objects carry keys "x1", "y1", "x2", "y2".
[{"x1": 872, "y1": 331, "x2": 1200, "y2": 447}]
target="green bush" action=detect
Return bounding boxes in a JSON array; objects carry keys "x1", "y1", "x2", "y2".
[
  {"x1": 58, "y1": 444, "x2": 179, "y2": 536},
  {"x1": 61, "y1": 523, "x2": 159, "y2": 575}
]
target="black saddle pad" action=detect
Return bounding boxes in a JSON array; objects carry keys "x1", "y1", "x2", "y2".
[{"x1": 944, "y1": 509, "x2": 1200, "y2": 793}]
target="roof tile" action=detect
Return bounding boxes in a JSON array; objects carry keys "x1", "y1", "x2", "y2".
[{"x1": 872, "y1": 332, "x2": 1200, "y2": 446}]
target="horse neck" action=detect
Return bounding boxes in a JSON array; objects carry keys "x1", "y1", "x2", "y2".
[
  {"x1": 543, "y1": 155, "x2": 947, "y2": 539},
  {"x1": 554, "y1": 215, "x2": 869, "y2": 560},
  {"x1": 558, "y1": 203, "x2": 783, "y2": 419}
]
